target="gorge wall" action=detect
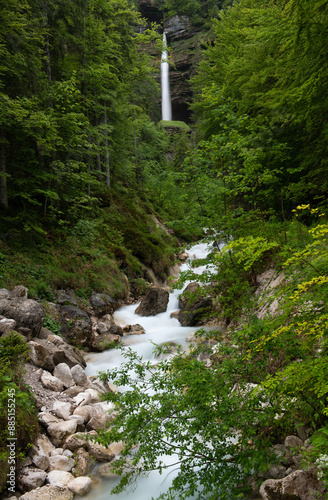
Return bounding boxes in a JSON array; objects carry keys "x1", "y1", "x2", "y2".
[{"x1": 137, "y1": 0, "x2": 210, "y2": 123}]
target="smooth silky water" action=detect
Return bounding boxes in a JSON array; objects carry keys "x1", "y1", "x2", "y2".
[
  {"x1": 161, "y1": 32, "x2": 172, "y2": 121},
  {"x1": 84, "y1": 241, "x2": 219, "y2": 500}
]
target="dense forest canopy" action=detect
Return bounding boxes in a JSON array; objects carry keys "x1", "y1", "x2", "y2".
[{"x1": 1, "y1": 0, "x2": 328, "y2": 498}]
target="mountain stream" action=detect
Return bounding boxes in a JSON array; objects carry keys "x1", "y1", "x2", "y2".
[{"x1": 84, "y1": 240, "x2": 217, "y2": 500}]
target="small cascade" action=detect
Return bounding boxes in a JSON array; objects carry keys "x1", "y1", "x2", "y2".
[
  {"x1": 84, "y1": 240, "x2": 217, "y2": 500},
  {"x1": 161, "y1": 32, "x2": 172, "y2": 121}
]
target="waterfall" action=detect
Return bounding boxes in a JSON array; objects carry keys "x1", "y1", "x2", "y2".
[{"x1": 161, "y1": 32, "x2": 172, "y2": 121}]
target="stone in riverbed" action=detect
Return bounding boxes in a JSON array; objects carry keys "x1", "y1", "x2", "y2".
[
  {"x1": 47, "y1": 470, "x2": 75, "y2": 488},
  {"x1": 68, "y1": 476, "x2": 93, "y2": 496},
  {"x1": 135, "y1": 287, "x2": 169, "y2": 316}
]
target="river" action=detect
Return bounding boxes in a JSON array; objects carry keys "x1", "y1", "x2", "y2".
[{"x1": 84, "y1": 240, "x2": 217, "y2": 500}]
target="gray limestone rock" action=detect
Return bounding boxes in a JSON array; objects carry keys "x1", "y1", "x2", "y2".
[
  {"x1": 47, "y1": 420, "x2": 78, "y2": 447},
  {"x1": 47, "y1": 470, "x2": 75, "y2": 488},
  {"x1": 67, "y1": 476, "x2": 93, "y2": 496},
  {"x1": 53, "y1": 363, "x2": 75, "y2": 389},
  {"x1": 18, "y1": 468, "x2": 47, "y2": 491},
  {"x1": 0, "y1": 297, "x2": 45, "y2": 337},
  {"x1": 20, "y1": 485, "x2": 74, "y2": 500},
  {"x1": 135, "y1": 287, "x2": 169, "y2": 316},
  {"x1": 48, "y1": 455, "x2": 75, "y2": 472}
]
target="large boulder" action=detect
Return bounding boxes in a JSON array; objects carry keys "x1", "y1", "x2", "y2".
[
  {"x1": 47, "y1": 471, "x2": 75, "y2": 488},
  {"x1": 67, "y1": 476, "x2": 93, "y2": 496},
  {"x1": 60, "y1": 305, "x2": 93, "y2": 349},
  {"x1": 29, "y1": 336, "x2": 85, "y2": 371},
  {"x1": 47, "y1": 420, "x2": 78, "y2": 447},
  {"x1": 0, "y1": 297, "x2": 45, "y2": 337},
  {"x1": 47, "y1": 334, "x2": 86, "y2": 368},
  {"x1": 18, "y1": 468, "x2": 47, "y2": 491},
  {"x1": 259, "y1": 469, "x2": 326, "y2": 500},
  {"x1": 53, "y1": 363, "x2": 75, "y2": 389},
  {"x1": 177, "y1": 282, "x2": 212, "y2": 326},
  {"x1": 91, "y1": 332, "x2": 121, "y2": 352},
  {"x1": 71, "y1": 448, "x2": 91, "y2": 476},
  {"x1": 135, "y1": 287, "x2": 169, "y2": 316},
  {"x1": 48, "y1": 455, "x2": 75, "y2": 472},
  {"x1": 40, "y1": 371, "x2": 64, "y2": 392},
  {"x1": 90, "y1": 293, "x2": 117, "y2": 317}
]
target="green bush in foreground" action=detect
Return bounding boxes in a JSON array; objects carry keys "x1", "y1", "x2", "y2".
[
  {"x1": 95, "y1": 214, "x2": 328, "y2": 499},
  {"x1": 0, "y1": 333, "x2": 39, "y2": 494}
]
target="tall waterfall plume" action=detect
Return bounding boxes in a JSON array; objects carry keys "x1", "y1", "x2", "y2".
[{"x1": 161, "y1": 32, "x2": 172, "y2": 121}]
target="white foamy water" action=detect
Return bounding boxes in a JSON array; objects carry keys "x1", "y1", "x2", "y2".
[
  {"x1": 84, "y1": 240, "x2": 217, "y2": 500},
  {"x1": 161, "y1": 32, "x2": 172, "y2": 121}
]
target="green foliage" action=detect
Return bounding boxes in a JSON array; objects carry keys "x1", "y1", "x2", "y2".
[
  {"x1": 159, "y1": 121, "x2": 191, "y2": 131},
  {"x1": 0, "y1": 333, "x2": 39, "y2": 493},
  {"x1": 43, "y1": 315, "x2": 61, "y2": 336},
  {"x1": 97, "y1": 345, "x2": 282, "y2": 499}
]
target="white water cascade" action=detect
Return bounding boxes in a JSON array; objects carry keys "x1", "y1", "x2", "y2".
[
  {"x1": 161, "y1": 32, "x2": 172, "y2": 121},
  {"x1": 84, "y1": 241, "x2": 217, "y2": 500}
]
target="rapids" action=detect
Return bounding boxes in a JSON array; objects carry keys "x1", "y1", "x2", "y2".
[{"x1": 84, "y1": 240, "x2": 216, "y2": 500}]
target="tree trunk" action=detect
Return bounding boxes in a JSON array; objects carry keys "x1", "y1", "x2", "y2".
[
  {"x1": 0, "y1": 130, "x2": 8, "y2": 209},
  {"x1": 104, "y1": 103, "x2": 110, "y2": 190}
]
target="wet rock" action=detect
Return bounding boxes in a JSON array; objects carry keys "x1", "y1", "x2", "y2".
[
  {"x1": 178, "y1": 282, "x2": 212, "y2": 326},
  {"x1": 87, "y1": 441, "x2": 115, "y2": 462},
  {"x1": 122, "y1": 324, "x2": 145, "y2": 336},
  {"x1": 89, "y1": 377, "x2": 112, "y2": 394},
  {"x1": 135, "y1": 287, "x2": 169, "y2": 316},
  {"x1": 91, "y1": 332, "x2": 120, "y2": 352}
]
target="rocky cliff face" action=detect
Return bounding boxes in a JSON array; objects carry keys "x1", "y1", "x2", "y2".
[{"x1": 137, "y1": 2, "x2": 209, "y2": 123}]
